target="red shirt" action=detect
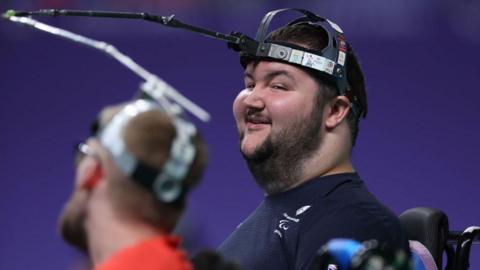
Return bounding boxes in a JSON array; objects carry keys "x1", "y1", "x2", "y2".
[{"x1": 95, "y1": 236, "x2": 192, "y2": 270}]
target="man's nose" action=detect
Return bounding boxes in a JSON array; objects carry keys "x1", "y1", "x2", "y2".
[{"x1": 243, "y1": 87, "x2": 266, "y2": 110}]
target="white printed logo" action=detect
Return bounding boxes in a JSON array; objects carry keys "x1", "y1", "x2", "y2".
[{"x1": 273, "y1": 205, "x2": 312, "y2": 238}]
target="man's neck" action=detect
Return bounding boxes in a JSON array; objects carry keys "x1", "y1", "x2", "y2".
[
  {"x1": 86, "y1": 202, "x2": 166, "y2": 266},
  {"x1": 285, "y1": 134, "x2": 354, "y2": 191},
  {"x1": 287, "y1": 157, "x2": 354, "y2": 191}
]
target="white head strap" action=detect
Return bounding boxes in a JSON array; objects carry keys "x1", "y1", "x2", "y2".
[{"x1": 99, "y1": 98, "x2": 196, "y2": 203}]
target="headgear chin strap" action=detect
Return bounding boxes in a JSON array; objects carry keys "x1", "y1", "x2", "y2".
[
  {"x1": 228, "y1": 8, "x2": 366, "y2": 120},
  {"x1": 99, "y1": 97, "x2": 197, "y2": 203}
]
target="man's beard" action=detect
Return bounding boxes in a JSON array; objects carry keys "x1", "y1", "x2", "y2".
[
  {"x1": 240, "y1": 105, "x2": 323, "y2": 195},
  {"x1": 58, "y1": 191, "x2": 89, "y2": 252}
]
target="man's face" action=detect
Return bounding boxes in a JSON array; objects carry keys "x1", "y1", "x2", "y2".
[
  {"x1": 58, "y1": 143, "x2": 94, "y2": 252},
  {"x1": 233, "y1": 61, "x2": 327, "y2": 193}
]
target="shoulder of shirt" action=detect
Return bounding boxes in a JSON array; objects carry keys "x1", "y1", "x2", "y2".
[{"x1": 94, "y1": 236, "x2": 192, "y2": 270}]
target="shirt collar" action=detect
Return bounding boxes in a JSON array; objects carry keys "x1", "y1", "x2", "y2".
[{"x1": 265, "y1": 172, "x2": 362, "y2": 203}]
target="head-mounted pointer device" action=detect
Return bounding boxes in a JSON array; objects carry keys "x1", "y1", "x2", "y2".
[{"x1": 4, "y1": 7, "x2": 366, "y2": 119}]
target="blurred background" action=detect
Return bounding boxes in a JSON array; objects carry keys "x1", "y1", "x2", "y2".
[{"x1": 0, "y1": 0, "x2": 479, "y2": 269}]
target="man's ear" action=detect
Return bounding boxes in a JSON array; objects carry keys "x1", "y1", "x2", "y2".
[
  {"x1": 324, "y1": 96, "x2": 351, "y2": 129},
  {"x1": 78, "y1": 158, "x2": 104, "y2": 191}
]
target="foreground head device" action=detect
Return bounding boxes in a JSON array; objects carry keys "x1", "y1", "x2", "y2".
[
  {"x1": 98, "y1": 96, "x2": 197, "y2": 203},
  {"x1": 228, "y1": 8, "x2": 366, "y2": 120}
]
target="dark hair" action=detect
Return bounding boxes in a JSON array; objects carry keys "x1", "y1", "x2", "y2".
[{"x1": 266, "y1": 23, "x2": 368, "y2": 146}]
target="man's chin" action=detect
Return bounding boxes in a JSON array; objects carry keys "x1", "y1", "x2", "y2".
[
  {"x1": 240, "y1": 141, "x2": 264, "y2": 160},
  {"x1": 240, "y1": 146, "x2": 256, "y2": 159},
  {"x1": 59, "y1": 216, "x2": 88, "y2": 252},
  {"x1": 240, "y1": 139, "x2": 259, "y2": 155},
  {"x1": 240, "y1": 139, "x2": 273, "y2": 162},
  {"x1": 58, "y1": 193, "x2": 89, "y2": 252}
]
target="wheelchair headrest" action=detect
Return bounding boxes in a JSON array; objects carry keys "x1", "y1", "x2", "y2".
[{"x1": 399, "y1": 207, "x2": 449, "y2": 269}]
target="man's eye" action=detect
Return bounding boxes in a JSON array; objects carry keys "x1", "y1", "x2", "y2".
[
  {"x1": 271, "y1": 84, "x2": 287, "y2": 90},
  {"x1": 245, "y1": 83, "x2": 255, "y2": 89}
]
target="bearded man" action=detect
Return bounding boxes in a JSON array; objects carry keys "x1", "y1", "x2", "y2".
[{"x1": 218, "y1": 10, "x2": 410, "y2": 270}]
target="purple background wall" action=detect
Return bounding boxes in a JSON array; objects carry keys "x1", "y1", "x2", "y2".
[{"x1": 0, "y1": 1, "x2": 478, "y2": 269}]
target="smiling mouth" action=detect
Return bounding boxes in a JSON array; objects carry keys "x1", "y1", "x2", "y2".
[{"x1": 245, "y1": 114, "x2": 271, "y2": 129}]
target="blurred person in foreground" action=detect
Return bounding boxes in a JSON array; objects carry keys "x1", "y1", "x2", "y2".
[
  {"x1": 59, "y1": 99, "x2": 207, "y2": 270},
  {"x1": 218, "y1": 9, "x2": 410, "y2": 270}
]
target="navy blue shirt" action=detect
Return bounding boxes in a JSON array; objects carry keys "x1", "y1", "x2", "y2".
[{"x1": 218, "y1": 173, "x2": 409, "y2": 270}]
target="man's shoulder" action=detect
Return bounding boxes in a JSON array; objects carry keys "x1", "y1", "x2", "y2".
[
  {"x1": 95, "y1": 236, "x2": 192, "y2": 270},
  {"x1": 300, "y1": 176, "x2": 406, "y2": 241},
  {"x1": 293, "y1": 184, "x2": 410, "y2": 269}
]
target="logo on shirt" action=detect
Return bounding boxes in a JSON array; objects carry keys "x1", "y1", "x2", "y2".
[
  {"x1": 296, "y1": 205, "x2": 311, "y2": 216},
  {"x1": 327, "y1": 264, "x2": 338, "y2": 270},
  {"x1": 273, "y1": 205, "x2": 311, "y2": 238}
]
